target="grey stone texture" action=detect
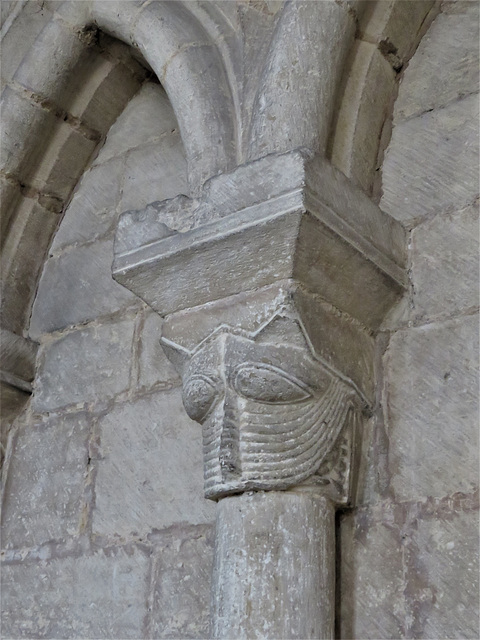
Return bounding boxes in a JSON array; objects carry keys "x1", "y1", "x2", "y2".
[
  {"x1": 407, "y1": 505, "x2": 479, "y2": 639},
  {"x1": 394, "y1": 3, "x2": 479, "y2": 122},
  {"x1": 1, "y1": 547, "x2": 150, "y2": 639},
  {"x1": 32, "y1": 318, "x2": 134, "y2": 412},
  {"x1": 29, "y1": 237, "x2": 138, "y2": 338},
  {"x1": 114, "y1": 151, "x2": 406, "y2": 340},
  {"x1": 332, "y1": 41, "x2": 396, "y2": 193},
  {"x1": 120, "y1": 137, "x2": 189, "y2": 211},
  {"x1": 384, "y1": 313, "x2": 479, "y2": 503},
  {"x1": 339, "y1": 504, "x2": 406, "y2": 639},
  {"x1": 137, "y1": 309, "x2": 181, "y2": 391},
  {"x1": 1, "y1": 1, "x2": 478, "y2": 638},
  {"x1": 381, "y1": 93, "x2": 479, "y2": 225},
  {"x1": 50, "y1": 82, "x2": 188, "y2": 253},
  {"x1": 1, "y1": 196, "x2": 59, "y2": 335},
  {"x1": 0, "y1": 383, "x2": 29, "y2": 465},
  {"x1": 1, "y1": 412, "x2": 90, "y2": 548},
  {"x1": 339, "y1": 495, "x2": 479, "y2": 639},
  {"x1": 92, "y1": 389, "x2": 215, "y2": 539},
  {"x1": 345, "y1": 5, "x2": 479, "y2": 639},
  {"x1": 212, "y1": 492, "x2": 336, "y2": 640},
  {"x1": 50, "y1": 155, "x2": 125, "y2": 251},
  {"x1": 0, "y1": 329, "x2": 37, "y2": 389},
  {"x1": 93, "y1": 83, "x2": 179, "y2": 165},
  {"x1": 0, "y1": 1, "x2": 54, "y2": 89},
  {"x1": 409, "y1": 201, "x2": 479, "y2": 322},
  {"x1": 150, "y1": 526, "x2": 214, "y2": 639}
]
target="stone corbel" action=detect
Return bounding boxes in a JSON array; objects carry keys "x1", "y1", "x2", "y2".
[{"x1": 112, "y1": 149, "x2": 407, "y2": 638}]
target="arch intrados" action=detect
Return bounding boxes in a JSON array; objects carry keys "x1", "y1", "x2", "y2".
[
  {"x1": 0, "y1": 0, "x2": 438, "y2": 370},
  {"x1": 1, "y1": 0, "x2": 238, "y2": 339},
  {"x1": 10, "y1": 0, "x2": 237, "y2": 187}
]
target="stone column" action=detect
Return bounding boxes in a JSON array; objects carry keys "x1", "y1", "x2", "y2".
[
  {"x1": 112, "y1": 149, "x2": 407, "y2": 638},
  {"x1": 212, "y1": 491, "x2": 335, "y2": 639}
]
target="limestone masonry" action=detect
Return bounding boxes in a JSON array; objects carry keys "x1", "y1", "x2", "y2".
[{"x1": 1, "y1": 1, "x2": 478, "y2": 638}]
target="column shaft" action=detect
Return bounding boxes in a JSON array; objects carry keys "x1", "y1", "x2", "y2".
[{"x1": 211, "y1": 490, "x2": 335, "y2": 639}]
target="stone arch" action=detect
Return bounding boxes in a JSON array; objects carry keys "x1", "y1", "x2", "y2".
[
  {"x1": 88, "y1": 0, "x2": 238, "y2": 185},
  {"x1": 3, "y1": 2, "x2": 477, "y2": 638},
  {"x1": 1, "y1": 0, "x2": 237, "y2": 339},
  {"x1": 328, "y1": 0, "x2": 439, "y2": 196},
  {"x1": 0, "y1": 0, "x2": 439, "y2": 482}
]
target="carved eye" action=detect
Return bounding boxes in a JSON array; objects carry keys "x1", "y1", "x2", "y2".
[
  {"x1": 183, "y1": 375, "x2": 219, "y2": 423},
  {"x1": 233, "y1": 364, "x2": 311, "y2": 404}
]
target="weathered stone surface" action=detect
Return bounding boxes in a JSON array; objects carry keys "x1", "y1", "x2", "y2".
[
  {"x1": 11, "y1": 12, "x2": 143, "y2": 139},
  {"x1": 137, "y1": 310, "x2": 180, "y2": 391},
  {"x1": 381, "y1": 93, "x2": 479, "y2": 224},
  {"x1": 58, "y1": 51, "x2": 145, "y2": 135},
  {"x1": 27, "y1": 119, "x2": 98, "y2": 202},
  {"x1": 0, "y1": 86, "x2": 60, "y2": 179},
  {"x1": 359, "y1": 0, "x2": 435, "y2": 64},
  {"x1": 0, "y1": 86, "x2": 97, "y2": 200},
  {"x1": 32, "y1": 318, "x2": 134, "y2": 412},
  {"x1": 0, "y1": 329, "x2": 37, "y2": 390},
  {"x1": 114, "y1": 152, "x2": 406, "y2": 335},
  {"x1": 128, "y1": 0, "x2": 237, "y2": 188},
  {"x1": 2, "y1": 3, "x2": 478, "y2": 639},
  {"x1": 1, "y1": 0, "x2": 17, "y2": 27},
  {"x1": 441, "y1": 0, "x2": 480, "y2": 15},
  {"x1": 410, "y1": 201, "x2": 479, "y2": 322},
  {"x1": 212, "y1": 492, "x2": 335, "y2": 640},
  {"x1": 88, "y1": 0, "x2": 142, "y2": 44},
  {"x1": 92, "y1": 389, "x2": 215, "y2": 538},
  {"x1": 93, "y1": 83, "x2": 179, "y2": 165},
  {"x1": 0, "y1": 176, "x2": 22, "y2": 245},
  {"x1": 150, "y1": 526, "x2": 214, "y2": 639},
  {"x1": 1, "y1": 547, "x2": 149, "y2": 638},
  {"x1": 339, "y1": 497, "x2": 479, "y2": 639},
  {"x1": 119, "y1": 137, "x2": 189, "y2": 211},
  {"x1": 0, "y1": 1, "x2": 54, "y2": 87},
  {"x1": 332, "y1": 41, "x2": 396, "y2": 193},
  {"x1": 163, "y1": 311, "x2": 363, "y2": 503},
  {"x1": 1, "y1": 412, "x2": 89, "y2": 549},
  {"x1": 394, "y1": 7, "x2": 479, "y2": 121},
  {"x1": 0, "y1": 383, "x2": 29, "y2": 466},
  {"x1": 1, "y1": 197, "x2": 59, "y2": 335},
  {"x1": 406, "y1": 506, "x2": 479, "y2": 639},
  {"x1": 51, "y1": 156, "x2": 124, "y2": 251},
  {"x1": 234, "y1": 1, "x2": 283, "y2": 153},
  {"x1": 247, "y1": 0, "x2": 355, "y2": 159},
  {"x1": 384, "y1": 313, "x2": 479, "y2": 501},
  {"x1": 338, "y1": 506, "x2": 406, "y2": 640},
  {"x1": 29, "y1": 237, "x2": 138, "y2": 338},
  {"x1": 13, "y1": 17, "x2": 91, "y2": 104}
]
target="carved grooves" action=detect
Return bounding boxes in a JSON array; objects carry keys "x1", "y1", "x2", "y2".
[
  {"x1": 241, "y1": 378, "x2": 353, "y2": 485},
  {"x1": 203, "y1": 376, "x2": 356, "y2": 497},
  {"x1": 219, "y1": 394, "x2": 241, "y2": 480}
]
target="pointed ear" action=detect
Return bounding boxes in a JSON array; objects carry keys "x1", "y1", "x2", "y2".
[
  {"x1": 254, "y1": 314, "x2": 311, "y2": 352},
  {"x1": 160, "y1": 337, "x2": 192, "y2": 376}
]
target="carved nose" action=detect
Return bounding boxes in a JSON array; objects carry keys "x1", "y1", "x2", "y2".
[{"x1": 219, "y1": 391, "x2": 240, "y2": 480}]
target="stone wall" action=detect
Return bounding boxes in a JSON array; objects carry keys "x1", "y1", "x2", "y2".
[
  {"x1": 1, "y1": 1, "x2": 478, "y2": 639},
  {"x1": 2, "y1": 81, "x2": 215, "y2": 639},
  {"x1": 339, "y1": 2, "x2": 479, "y2": 638}
]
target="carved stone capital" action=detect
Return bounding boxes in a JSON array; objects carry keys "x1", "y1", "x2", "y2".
[
  {"x1": 113, "y1": 149, "x2": 407, "y2": 505},
  {"x1": 162, "y1": 305, "x2": 364, "y2": 504}
]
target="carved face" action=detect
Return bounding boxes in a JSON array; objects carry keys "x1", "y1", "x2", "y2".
[{"x1": 180, "y1": 331, "x2": 356, "y2": 500}]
